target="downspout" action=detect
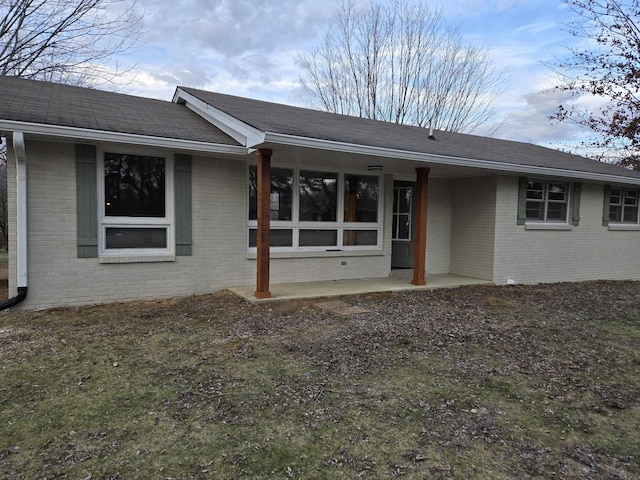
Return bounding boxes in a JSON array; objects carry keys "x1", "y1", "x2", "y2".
[{"x1": 0, "y1": 132, "x2": 27, "y2": 310}]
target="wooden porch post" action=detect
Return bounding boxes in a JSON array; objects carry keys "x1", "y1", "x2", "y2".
[
  {"x1": 412, "y1": 167, "x2": 430, "y2": 286},
  {"x1": 255, "y1": 149, "x2": 272, "y2": 298}
]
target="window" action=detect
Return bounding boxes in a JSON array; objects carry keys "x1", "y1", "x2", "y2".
[
  {"x1": 248, "y1": 166, "x2": 381, "y2": 250},
  {"x1": 100, "y1": 151, "x2": 173, "y2": 255},
  {"x1": 343, "y1": 174, "x2": 379, "y2": 247},
  {"x1": 608, "y1": 187, "x2": 639, "y2": 224},
  {"x1": 392, "y1": 187, "x2": 412, "y2": 240},
  {"x1": 249, "y1": 167, "x2": 293, "y2": 221},
  {"x1": 299, "y1": 170, "x2": 338, "y2": 221},
  {"x1": 525, "y1": 180, "x2": 568, "y2": 222}
]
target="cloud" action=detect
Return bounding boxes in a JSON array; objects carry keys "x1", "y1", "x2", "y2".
[
  {"x1": 499, "y1": 89, "x2": 593, "y2": 147},
  {"x1": 138, "y1": 0, "x2": 333, "y2": 57},
  {"x1": 122, "y1": 0, "x2": 338, "y2": 102}
]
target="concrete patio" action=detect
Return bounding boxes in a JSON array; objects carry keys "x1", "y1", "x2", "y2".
[{"x1": 229, "y1": 270, "x2": 493, "y2": 302}]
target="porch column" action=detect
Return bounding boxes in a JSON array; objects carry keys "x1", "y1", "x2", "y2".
[
  {"x1": 255, "y1": 149, "x2": 272, "y2": 299},
  {"x1": 412, "y1": 167, "x2": 430, "y2": 285}
]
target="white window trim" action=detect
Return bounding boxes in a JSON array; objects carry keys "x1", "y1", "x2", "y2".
[
  {"x1": 607, "y1": 224, "x2": 640, "y2": 231},
  {"x1": 247, "y1": 165, "x2": 384, "y2": 252},
  {"x1": 525, "y1": 179, "x2": 570, "y2": 225},
  {"x1": 97, "y1": 146, "x2": 175, "y2": 259}
]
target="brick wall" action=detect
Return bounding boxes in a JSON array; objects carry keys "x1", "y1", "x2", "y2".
[
  {"x1": 425, "y1": 178, "x2": 452, "y2": 274},
  {"x1": 493, "y1": 175, "x2": 640, "y2": 284},
  {"x1": 7, "y1": 140, "x2": 395, "y2": 309},
  {"x1": 449, "y1": 176, "x2": 497, "y2": 279}
]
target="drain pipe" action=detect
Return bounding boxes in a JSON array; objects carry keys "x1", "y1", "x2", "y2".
[{"x1": 0, "y1": 132, "x2": 28, "y2": 310}]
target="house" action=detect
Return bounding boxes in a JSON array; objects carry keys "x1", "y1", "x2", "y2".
[{"x1": 1, "y1": 75, "x2": 639, "y2": 310}]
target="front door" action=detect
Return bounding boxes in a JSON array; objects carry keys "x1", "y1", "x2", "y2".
[{"x1": 391, "y1": 181, "x2": 415, "y2": 269}]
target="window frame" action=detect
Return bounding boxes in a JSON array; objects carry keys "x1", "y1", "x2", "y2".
[
  {"x1": 608, "y1": 186, "x2": 639, "y2": 225},
  {"x1": 247, "y1": 164, "x2": 383, "y2": 252},
  {"x1": 525, "y1": 179, "x2": 570, "y2": 224},
  {"x1": 97, "y1": 147, "x2": 175, "y2": 258}
]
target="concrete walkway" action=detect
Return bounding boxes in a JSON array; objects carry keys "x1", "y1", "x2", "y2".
[{"x1": 229, "y1": 270, "x2": 493, "y2": 302}]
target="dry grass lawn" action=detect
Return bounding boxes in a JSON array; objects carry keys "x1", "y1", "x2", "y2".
[{"x1": 1, "y1": 281, "x2": 639, "y2": 479}]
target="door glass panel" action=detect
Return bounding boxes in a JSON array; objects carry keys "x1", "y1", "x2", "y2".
[
  {"x1": 397, "y1": 215, "x2": 410, "y2": 240},
  {"x1": 393, "y1": 187, "x2": 412, "y2": 240},
  {"x1": 399, "y1": 188, "x2": 411, "y2": 213}
]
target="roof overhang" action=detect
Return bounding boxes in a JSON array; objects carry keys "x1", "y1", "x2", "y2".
[
  {"x1": 260, "y1": 131, "x2": 640, "y2": 186},
  {"x1": 0, "y1": 119, "x2": 247, "y2": 156}
]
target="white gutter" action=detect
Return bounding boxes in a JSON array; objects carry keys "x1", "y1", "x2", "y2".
[
  {"x1": 0, "y1": 120, "x2": 247, "y2": 156},
  {"x1": 14, "y1": 131, "x2": 27, "y2": 289},
  {"x1": 261, "y1": 132, "x2": 640, "y2": 186}
]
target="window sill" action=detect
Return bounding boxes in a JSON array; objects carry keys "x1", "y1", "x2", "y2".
[
  {"x1": 99, "y1": 255, "x2": 176, "y2": 264},
  {"x1": 524, "y1": 223, "x2": 572, "y2": 231},
  {"x1": 246, "y1": 249, "x2": 385, "y2": 260},
  {"x1": 607, "y1": 224, "x2": 640, "y2": 231}
]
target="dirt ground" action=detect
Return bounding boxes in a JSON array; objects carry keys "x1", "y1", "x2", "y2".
[
  {"x1": 0, "y1": 261, "x2": 7, "y2": 299},
  {"x1": 0, "y1": 280, "x2": 639, "y2": 478}
]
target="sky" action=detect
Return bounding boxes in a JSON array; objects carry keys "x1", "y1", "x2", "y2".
[{"x1": 114, "y1": 0, "x2": 589, "y2": 149}]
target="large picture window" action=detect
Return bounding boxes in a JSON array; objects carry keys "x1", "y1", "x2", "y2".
[
  {"x1": 248, "y1": 167, "x2": 293, "y2": 221},
  {"x1": 248, "y1": 166, "x2": 382, "y2": 250},
  {"x1": 299, "y1": 170, "x2": 338, "y2": 221},
  {"x1": 104, "y1": 153, "x2": 165, "y2": 217},
  {"x1": 100, "y1": 152, "x2": 173, "y2": 255}
]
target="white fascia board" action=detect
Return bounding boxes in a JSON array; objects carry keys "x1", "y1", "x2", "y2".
[
  {"x1": 174, "y1": 88, "x2": 265, "y2": 147},
  {"x1": 264, "y1": 132, "x2": 640, "y2": 186},
  {"x1": 0, "y1": 119, "x2": 247, "y2": 156}
]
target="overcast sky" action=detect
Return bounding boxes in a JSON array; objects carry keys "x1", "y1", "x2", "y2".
[{"x1": 118, "y1": 0, "x2": 589, "y2": 149}]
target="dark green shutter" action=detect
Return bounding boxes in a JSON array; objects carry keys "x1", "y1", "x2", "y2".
[
  {"x1": 571, "y1": 182, "x2": 581, "y2": 226},
  {"x1": 76, "y1": 144, "x2": 98, "y2": 258},
  {"x1": 174, "y1": 154, "x2": 192, "y2": 256},
  {"x1": 517, "y1": 177, "x2": 528, "y2": 225},
  {"x1": 602, "y1": 185, "x2": 611, "y2": 226}
]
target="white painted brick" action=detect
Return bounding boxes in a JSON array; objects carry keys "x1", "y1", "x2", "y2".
[
  {"x1": 449, "y1": 176, "x2": 497, "y2": 279},
  {"x1": 493, "y1": 176, "x2": 640, "y2": 284},
  {"x1": 10, "y1": 140, "x2": 638, "y2": 310},
  {"x1": 7, "y1": 140, "x2": 395, "y2": 309},
  {"x1": 426, "y1": 178, "x2": 452, "y2": 274}
]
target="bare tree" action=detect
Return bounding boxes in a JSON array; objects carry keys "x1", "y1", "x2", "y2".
[
  {"x1": 0, "y1": 0, "x2": 143, "y2": 86},
  {"x1": 0, "y1": 0, "x2": 143, "y2": 264},
  {"x1": 299, "y1": 0, "x2": 504, "y2": 134},
  {"x1": 550, "y1": 0, "x2": 640, "y2": 168}
]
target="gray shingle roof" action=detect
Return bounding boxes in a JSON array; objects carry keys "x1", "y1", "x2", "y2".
[
  {"x1": 180, "y1": 87, "x2": 640, "y2": 181},
  {"x1": 3, "y1": 76, "x2": 639, "y2": 182},
  {"x1": 0, "y1": 76, "x2": 239, "y2": 146}
]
